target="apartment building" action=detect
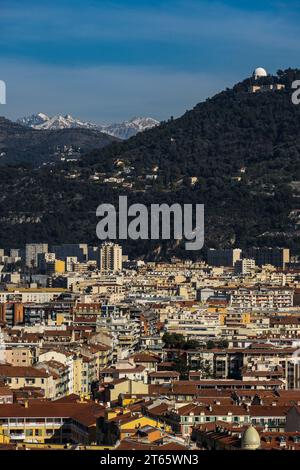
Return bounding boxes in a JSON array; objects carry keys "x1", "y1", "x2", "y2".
[
  {"x1": 164, "y1": 309, "x2": 222, "y2": 341},
  {"x1": 0, "y1": 365, "x2": 58, "y2": 399},
  {"x1": 207, "y1": 249, "x2": 242, "y2": 267},
  {"x1": 0, "y1": 386, "x2": 13, "y2": 404},
  {"x1": 0, "y1": 400, "x2": 105, "y2": 445},
  {"x1": 100, "y1": 360, "x2": 148, "y2": 384},
  {"x1": 227, "y1": 287, "x2": 294, "y2": 309},
  {"x1": 100, "y1": 243, "x2": 122, "y2": 273},
  {"x1": 97, "y1": 306, "x2": 140, "y2": 355},
  {"x1": 4, "y1": 347, "x2": 35, "y2": 367},
  {"x1": 246, "y1": 248, "x2": 290, "y2": 269},
  {"x1": 25, "y1": 244, "x2": 49, "y2": 268},
  {"x1": 51, "y1": 244, "x2": 88, "y2": 263},
  {"x1": 0, "y1": 289, "x2": 66, "y2": 305},
  {"x1": 167, "y1": 404, "x2": 251, "y2": 436},
  {"x1": 0, "y1": 303, "x2": 24, "y2": 326},
  {"x1": 38, "y1": 348, "x2": 100, "y2": 396},
  {"x1": 235, "y1": 259, "x2": 256, "y2": 275}
]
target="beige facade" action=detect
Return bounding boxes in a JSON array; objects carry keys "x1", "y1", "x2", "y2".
[
  {"x1": 4, "y1": 347, "x2": 35, "y2": 367},
  {"x1": 0, "y1": 365, "x2": 57, "y2": 399},
  {"x1": 100, "y1": 243, "x2": 122, "y2": 273}
]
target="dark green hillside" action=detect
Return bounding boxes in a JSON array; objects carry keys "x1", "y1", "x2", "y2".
[
  {"x1": 86, "y1": 69, "x2": 300, "y2": 184},
  {"x1": 0, "y1": 69, "x2": 300, "y2": 259},
  {"x1": 0, "y1": 117, "x2": 118, "y2": 166}
]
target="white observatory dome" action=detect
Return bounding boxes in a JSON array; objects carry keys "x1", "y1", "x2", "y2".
[{"x1": 253, "y1": 67, "x2": 268, "y2": 80}]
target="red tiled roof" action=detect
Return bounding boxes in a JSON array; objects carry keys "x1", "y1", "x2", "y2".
[
  {"x1": 0, "y1": 401, "x2": 105, "y2": 426},
  {"x1": 0, "y1": 365, "x2": 50, "y2": 378}
]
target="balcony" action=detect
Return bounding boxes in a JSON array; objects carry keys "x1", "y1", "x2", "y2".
[{"x1": 10, "y1": 433, "x2": 25, "y2": 440}]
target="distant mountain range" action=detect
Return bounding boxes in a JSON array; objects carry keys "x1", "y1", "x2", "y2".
[
  {"x1": 17, "y1": 113, "x2": 160, "y2": 140},
  {"x1": 100, "y1": 117, "x2": 160, "y2": 140},
  {"x1": 0, "y1": 117, "x2": 118, "y2": 166}
]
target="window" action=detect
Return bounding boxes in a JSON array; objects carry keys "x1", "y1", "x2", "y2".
[{"x1": 26, "y1": 379, "x2": 35, "y2": 385}]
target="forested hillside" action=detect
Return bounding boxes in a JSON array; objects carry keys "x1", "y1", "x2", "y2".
[
  {"x1": 1, "y1": 69, "x2": 300, "y2": 259},
  {"x1": 0, "y1": 118, "x2": 118, "y2": 166}
]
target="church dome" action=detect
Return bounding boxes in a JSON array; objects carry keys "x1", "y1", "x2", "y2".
[
  {"x1": 241, "y1": 425, "x2": 260, "y2": 450},
  {"x1": 253, "y1": 67, "x2": 267, "y2": 80}
]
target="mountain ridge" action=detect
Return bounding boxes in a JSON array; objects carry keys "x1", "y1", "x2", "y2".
[
  {"x1": 17, "y1": 113, "x2": 160, "y2": 140},
  {"x1": 0, "y1": 116, "x2": 119, "y2": 166}
]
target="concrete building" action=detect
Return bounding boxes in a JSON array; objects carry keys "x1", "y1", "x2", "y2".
[
  {"x1": 0, "y1": 365, "x2": 58, "y2": 399},
  {"x1": 51, "y1": 244, "x2": 88, "y2": 263},
  {"x1": 46, "y1": 259, "x2": 65, "y2": 275},
  {"x1": 246, "y1": 248, "x2": 290, "y2": 269},
  {"x1": 37, "y1": 252, "x2": 56, "y2": 271},
  {"x1": 0, "y1": 303, "x2": 24, "y2": 326},
  {"x1": 25, "y1": 244, "x2": 48, "y2": 268},
  {"x1": 207, "y1": 249, "x2": 242, "y2": 267},
  {"x1": 100, "y1": 243, "x2": 122, "y2": 273},
  {"x1": 228, "y1": 287, "x2": 294, "y2": 309},
  {"x1": 0, "y1": 401, "x2": 104, "y2": 445},
  {"x1": 234, "y1": 258, "x2": 255, "y2": 275},
  {"x1": 4, "y1": 347, "x2": 35, "y2": 367},
  {"x1": 65, "y1": 256, "x2": 78, "y2": 272}
]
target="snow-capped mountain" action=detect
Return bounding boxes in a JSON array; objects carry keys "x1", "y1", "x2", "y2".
[
  {"x1": 17, "y1": 113, "x2": 160, "y2": 139},
  {"x1": 101, "y1": 117, "x2": 159, "y2": 140},
  {"x1": 17, "y1": 112, "x2": 50, "y2": 128},
  {"x1": 17, "y1": 113, "x2": 98, "y2": 131}
]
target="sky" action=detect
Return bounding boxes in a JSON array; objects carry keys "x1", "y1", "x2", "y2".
[{"x1": 0, "y1": 0, "x2": 299, "y2": 123}]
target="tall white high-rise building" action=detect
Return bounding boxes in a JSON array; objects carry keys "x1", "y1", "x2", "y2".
[{"x1": 100, "y1": 242, "x2": 122, "y2": 273}]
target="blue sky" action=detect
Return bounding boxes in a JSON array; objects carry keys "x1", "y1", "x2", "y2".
[{"x1": 0, "y1": 0, "x2": 299, "y2": 123}]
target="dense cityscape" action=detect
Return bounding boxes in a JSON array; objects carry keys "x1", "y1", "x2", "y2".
[
  {"x1": 2, "y1": 0, "x2": 300, "y2": 462},
  {"x1": 0, "y1": 242, "x2": 300, "y2": 450}
]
